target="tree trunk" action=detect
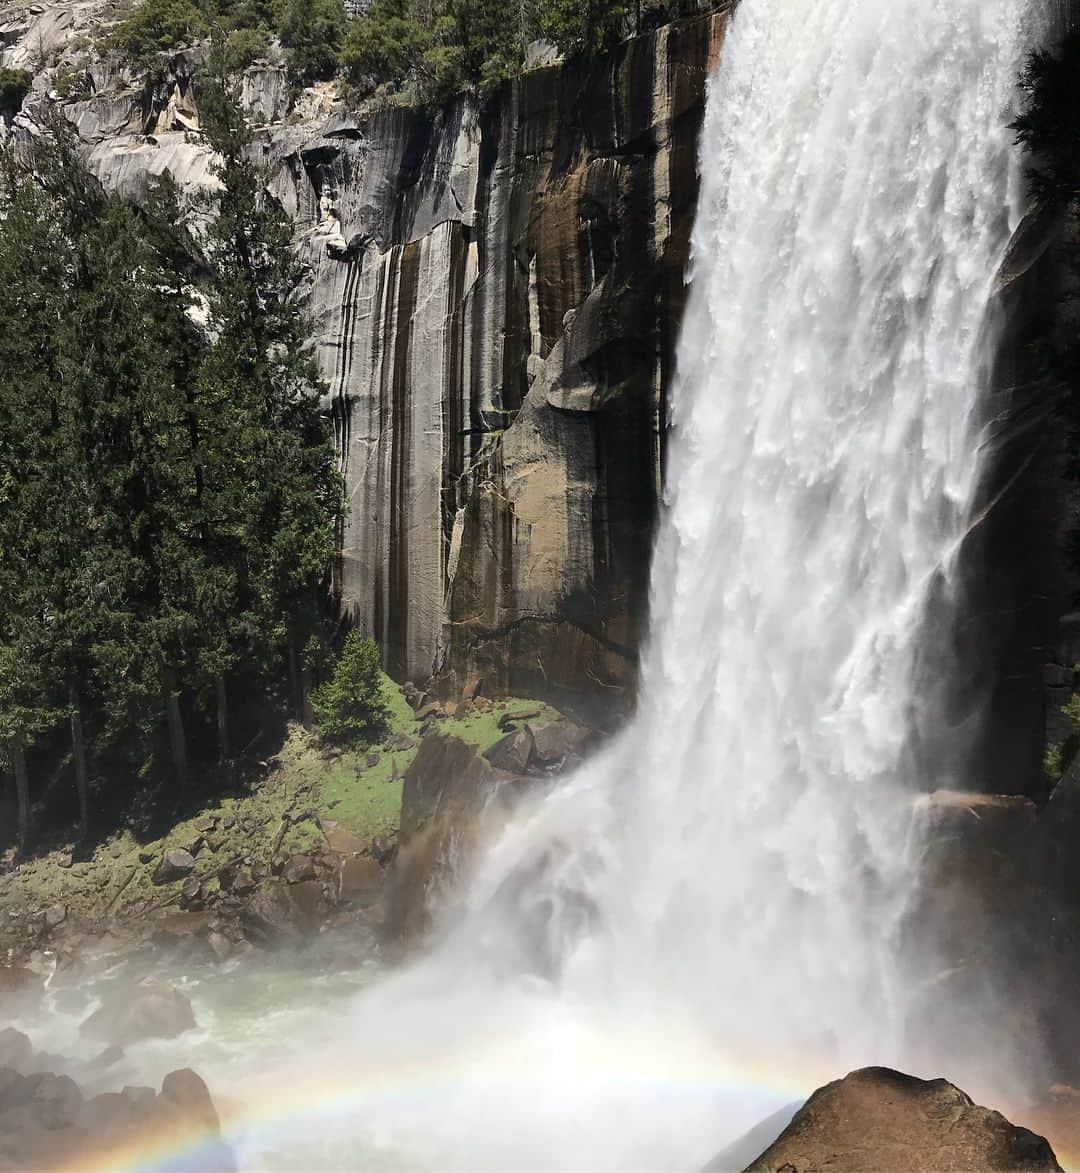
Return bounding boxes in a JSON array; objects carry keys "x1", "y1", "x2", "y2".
[
  {"x1": 69, "y1": 682, "x2": 89, "y2": 841},
  {"x1": 287, "y1": 642, "x2": 302, "y2": 724},
  {"x1": 12, "y1": 730, "x2": 29, "y2": 855},
  {"x1": 299, "y1": 663, "x2": 315, "y2": 730},
  {"x1": 215, "y1": 674, "x2": 230, "y2": 762},
  {"x1": 164, "y1": 670, "x2": 188, "y2": 789}
]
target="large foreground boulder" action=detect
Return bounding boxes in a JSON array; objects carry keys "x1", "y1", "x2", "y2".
[{"x1": 734, "y1": 1067, "x2": 1061, "y2": 1173}]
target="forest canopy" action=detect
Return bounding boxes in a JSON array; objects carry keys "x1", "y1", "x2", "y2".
[{"x1": 0, "y1": 61, "x2": 342, "y2": 850}]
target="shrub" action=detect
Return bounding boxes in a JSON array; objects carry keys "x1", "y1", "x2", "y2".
[
  {"x1": 223, "y1": 25, "x2": 273, "y2": 72},
  {"x1": 277, "y1": 0, "x2": 346, "y2": 89},
  {"x1": 0, "y1": 69, "x2": 31, "y2": 123},
  {"x1": 109, "y1": 0, "x2": 207, "y2": 68},
  {"x1": 311, "y1": 632, "x2": 390, "y2": 742}
]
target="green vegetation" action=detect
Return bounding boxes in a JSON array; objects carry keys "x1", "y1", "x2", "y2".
[
  {"x1": 341, "y1": 0, "x2": 631, "y2": 103},
  {"x1": 109, "y1": 0, "x2": 208, "y2": 68},
  {"x1": 0, "y1": 68, "x2": 31, "y2": 123},
  {"x1": 1011, "y1": 39, "x2": 1080, "y2": 786},
  {"x1": 0, "y1": 691, "x2": 560, "y2": 942},
  {"x1": 312, "y1": 633, "x2": 390, "y2": 743},
  {"x1": 102, "y1": 0, "x2": 650, "y2": 106},
  {"x1": 0, "y1": 74, "x2": 341, "y2": 851}
]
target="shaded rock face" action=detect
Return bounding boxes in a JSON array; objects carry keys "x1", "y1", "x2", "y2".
[
  {"x1": 735, "y1": 1067, "x2": 1062, "y2": 1173},
  {"x1": 9, "y1": 4, "x2": 728, "y2": 725},
  {"x1": 383, "y1": 732, "x2": 534, "y2": 944}
]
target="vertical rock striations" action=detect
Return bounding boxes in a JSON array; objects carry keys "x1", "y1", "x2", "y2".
[
  {"x1": 4, "y1": 3, "x2": 728, "y2": 721},
  {"x1": 301, "y1": 13, "x2": 729, "y2": 721}
]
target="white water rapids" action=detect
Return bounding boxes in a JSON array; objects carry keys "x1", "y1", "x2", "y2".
[{"x1": 15, "y1": 0, "x2": 1049, "y2": 1168}]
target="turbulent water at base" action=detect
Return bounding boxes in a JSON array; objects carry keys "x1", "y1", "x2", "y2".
[{"x1": 16, "y1": 0, "x2": 1049, "y2": 1169}]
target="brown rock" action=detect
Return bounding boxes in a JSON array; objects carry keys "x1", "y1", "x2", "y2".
[
  {"x1": 152, "y1": 848, "x2": 196, "y2": 885},
  {"x1": 282, "y1": 854, "x2": 316, "y2": 884},
  {"x1": 0, "y1": 967, "x2": 41, "y2": 1006},
  {"x1": 529, "y1": 718, "x2": 592, "y2": 768},
  {"x1": 484, "y1": 726, "x2": 535, "y2": 774},
  {"x1": 319, "y1": 818, "x2": 367, "y2": 855},
  {"x1": 498, "y1": 707, "x2": 542, "y2": 732},
  {"x1": 0, "y1": 1028, "x2": 33, "y2": 1071},
  {"x1": 160, "y1": 1068, "x2": 221, "y2": 1135},
  {"x1": 336, "y1": 856, "x2": 383, "y2": 903},
  {"x1": 240, "y1": 880, "x2": 323, "y2": 946},
  {"x1": 737, "y1": 1067, "x2": 1062, "y2": 1173},
  {"x1": 80, "y1": 979, "x2": 197, "y2": 1045}
]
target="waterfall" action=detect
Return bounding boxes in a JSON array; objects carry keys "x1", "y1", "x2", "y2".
[{"x1": 243, "y1": 0, "x2": 1044, "y2": 1167}]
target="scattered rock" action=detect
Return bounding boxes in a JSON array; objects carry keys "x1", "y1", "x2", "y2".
[
  {"x1": 462, "y1": 676, "x2": 483, "y2": 701},
  {"x1": 194, "y1": 816, "x2": 217, "y2": 833},
  {"x1": 385, "y1": 732, "x2": 417, "y2": 752},
  {"x1": 484, "y1": 726, "x2": 535, "y2": 773},
  {"x1": 498, "y1": 707, "x2": 542, "y2": 731},
  {"x1": 415, "y1": 703, "x2": 445, "y2": 722},
  {"x1": 473, "y1": 696, "x2": 491, "y2": 711},
  {"x1": 179, "y1": 877, "x2": 202, "y2": 908},
  {"x1": 318, "y1": 818, "x2": 367, "y2": 855},
  {"x1": 222, "y1": 815, "x2": 236, "y2": 831},
  {"x1": 57, "y1": 853, "x2": 73, "y2": 869},
  {"x1": 733, "y1": 1067, "x2": 1062, "y2": 1173},
  {"x1": 80, "y1": 979, "x2": 197, "y2": 1046},
  {"x1": 109, "y1": 842, "x2": 124, "y2": 859},
  {"x1": 152, "y1": 848, "x2": 196, "y2": 885},
  {"x1": 43, "y1": 903, "x2": 67, "y2": 930},
  {"x1": 0, "y1": 967, "x2": 41, "y2": 1004},
  {"x1": 365, "y1": 752, "x2": 380, "y2": 768},
  {"x1": 528, "y1": 718, "x2": 592, "y2": 768},
  {"x1": 137, "y1": 849, "x2": 155, "y2": 864},
  {"x1": 240, "y1": 880, "x2": 319, "y2": 947}
]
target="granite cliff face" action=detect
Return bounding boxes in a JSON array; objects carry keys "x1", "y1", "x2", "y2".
[
  {"x1": 1, "y1": 1, "x2": 727, "y2": 724},
  {"x1": 295, "y1": 13, "x2": 727, "y2": 724}
]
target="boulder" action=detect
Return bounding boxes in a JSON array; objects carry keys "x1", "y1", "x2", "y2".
[
  {"x1": 484, "y1": 726, "x2": 535, "y2": 773},
  {"x1": 240, "y1": 879, "x2": 322, "y2": 947},
  {"x1": 0, "y1": 966, "x2": 41, "y2": 1006},
  {"x1": 528, "y1": 718, "x2": 592, "y2": 768},
  {"x1": 737, "y1": 1067, "x2": 1062, "y2": 1173},
  {"x1": 319, "y1": 818, "x2": 367, "y2": 855},
  {"x1": 0, "y1": 1059, "x2": 233, "y2": 1171},
  {"x1": 80, "y1": 979, "x2": 197, "y2": 1046},
  {"x1": 282, "y1": 854, "x2": 316, "y2": 884},
  {"x1": 335, "y1": 855, "x2": 382, "y2": 903},
  {"x1": 152, "y1": 848, "x2": 196, "y2": 885},
  {"x1": 0, "y1": 1029, "x2": 33, "y2": 1072}
]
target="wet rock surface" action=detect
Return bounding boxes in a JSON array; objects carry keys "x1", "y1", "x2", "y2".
[
  {"x1": 0, "y1": 1029, "x2": 232, "y2": 1171},
  {"x1": 734, "y1": 1067, "x2": 1062, "y2": 1173},
  {"x1": 79, "y1": 978, "x2": 197, "y2": 1046}
]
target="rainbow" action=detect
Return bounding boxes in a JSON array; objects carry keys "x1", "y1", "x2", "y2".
[{"x1": 71, "y1": 1035, "x2": 822, "y2": 1173}]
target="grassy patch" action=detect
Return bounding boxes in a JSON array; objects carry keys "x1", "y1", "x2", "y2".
[{"x1": 0, "y1": 679, "x2": 563, "y2": 944}]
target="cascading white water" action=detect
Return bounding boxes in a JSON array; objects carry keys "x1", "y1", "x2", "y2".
[
  {"x1": 232, "y1": 1, "x2": 1042, "y2": 1167},
  {"x1": 241, "y1": 2, "x2": 1039, "y2": 1165},
  {"x1": 22, "y1": 2, "x2": 1044, "y2": 1169}
]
